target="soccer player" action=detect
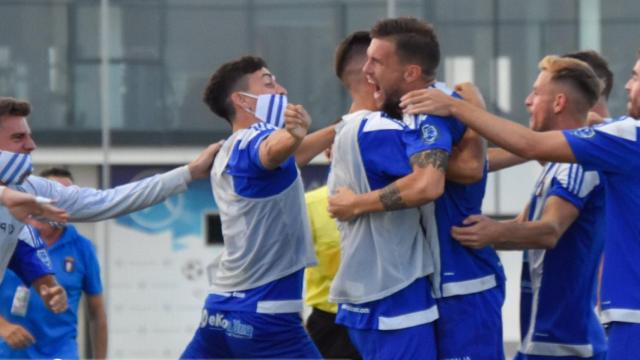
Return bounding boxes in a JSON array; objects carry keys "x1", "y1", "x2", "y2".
[
  {"x1": 402, "y1": 49, "x2": 640, "y2": 360},
  {"x1": 488, "y1": 50, "x2": 614, "y2": 172},
  {"x1": 0, "y1": 96, "x2": 220, "y2": 349},
  {"x1": 444, "y1": 57, "x2": 606, "y2": 359},
  {"x1": 180, "y1": 56, "x2": 334, "y2": 359},
  {"x1": 328, "y1": 18, "x2": 504, "y2": 359},
  {"x1": 0, "y1": 168, "x2": 108, "y2": 359}
]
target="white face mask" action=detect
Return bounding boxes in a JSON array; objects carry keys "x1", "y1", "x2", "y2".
[
  {"x1": 0, "y1": 150, "x2": 32, "y2": 185},
  {"x1": 240, "y1": 92, "x2": 288, "y2": 128}
]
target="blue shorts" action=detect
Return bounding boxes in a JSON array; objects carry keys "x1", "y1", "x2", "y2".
[
  {"x1": 515, "y1": 352, "x2": 606, "y2": 360},
  {"x1": 606, "y1": 322, "x2": 640, "y2": 360},
  {"x1": 435, "y1": 284, "x2": 505, "y2": 360},
  {"x1": 347, "y1": 322, "x2": 436, "y2": 360},
  {"x1": 180, "y1": 307, "x2": 321, "y2": 359}
]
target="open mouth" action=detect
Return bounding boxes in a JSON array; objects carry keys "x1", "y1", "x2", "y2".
[{"x1": 367, "y1": 76, "x2": 383, "y2": 102}]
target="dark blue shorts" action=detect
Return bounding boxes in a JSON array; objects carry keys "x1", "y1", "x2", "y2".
[
  {"x1": 347, "y1": 322, "x2": 436, "y2": 360},
  {"x1": 180, "y1": 307, "x2": 321, "y2": 359},
  {"x1": 435, "y1": 285, "x2": 505, "y2": 360},
  {"x1": 606, "y1": 322, "x2": 640, "y2": 360}
]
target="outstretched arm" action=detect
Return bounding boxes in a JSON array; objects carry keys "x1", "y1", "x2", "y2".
[
  {"x1": 295, "y1": 125, "x2": 336, "y2": 167},
  {"x1": 328, "y1": 149, "x2": 447, "y2": 221},
  {"x1": 488, "y1": 148, "x2": 528, "y2": 172},
  {"x1": 401, "y1": 86, "x2": 576, "y2": 163},
  {"x1": 451, "y1": 196, "x2": 579, "y2": 250}
]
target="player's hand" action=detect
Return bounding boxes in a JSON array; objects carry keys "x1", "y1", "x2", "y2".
[
  {"x1": 451, "y1": 214, "x2": 501, "y2": 249},
  {"x1": 328, "y1": 186, "x2": 359, "y2": 221},
  {"x1": 400, "y1": 88, "x2": 455, "y2": 116},
  {"x1": 0, "y1": 322, "x2": 35, "y2": 349},
  {"x1": 40, "y1": 284, "x2": 68, "y2": 314},
  {"x1": 284, "y1": 104, "x2": 311, "y2": 140},
  {"x1": 188, "y1": 140, "x2": 224, "y2": 180},
  {"x1": 1, "y1": 188, "x2": 68, "y2": 224},
  {"x1": 586, "y1": 111, "x2": 604, "y2": 126},
  {"x1": 454, "y1": 82, "x2": 487, "y2": 109}
]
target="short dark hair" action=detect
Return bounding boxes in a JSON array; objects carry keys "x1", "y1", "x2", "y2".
[
  {"x1": 370, "y1": 17, "x2": 440, "y2": 78},
  {"x1": 39, "y1": 167, "x2": 74, "y2": 182},
  {"x1": 539, "y1": 55, "x2": 601, "y2": 112},
  {"x1": 564, "y1": 50, "x2": 613, "y2": 99},
  {"x1": 0, "y1": 97, "x2": 31, "y2": 119},
  {"x1": 335, "y1": 31, "x2": 371, "y2": 80},
  {"x1": 203, "y1": 56, "x2": 267, "y2": 123}
]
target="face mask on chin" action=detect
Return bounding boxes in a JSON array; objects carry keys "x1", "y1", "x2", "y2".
[
  {"x1": 0, "y1": 150, "x2": 33, "y2": 185},
  {"x1": 240, "y1": 92, "x2": 288, "y2": 128}
]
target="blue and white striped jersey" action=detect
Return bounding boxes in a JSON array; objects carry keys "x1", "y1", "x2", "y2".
[
  {"x1": 518, "y1": 162, "x2": 606, "y2": 358},
  {"x1": 564, "y1": 116, "x2": 640, "y2": 324}
]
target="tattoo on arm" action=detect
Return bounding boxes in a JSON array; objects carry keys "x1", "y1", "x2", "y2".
[
  {"x1": 379, "y1": 183, "x2": 407, "y2": 211},
  {"x1": 410, "y1": 149, "x2": 449, "y2": 172}
]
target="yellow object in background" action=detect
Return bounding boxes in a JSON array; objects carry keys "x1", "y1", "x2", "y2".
[{"x1": 304, "y1": 186, "x2": 341, "y2": 314}]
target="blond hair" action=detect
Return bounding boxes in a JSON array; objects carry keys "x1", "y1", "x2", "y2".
[{"x1": 538, "y1": 55, "x2": 601, "y2": 112}]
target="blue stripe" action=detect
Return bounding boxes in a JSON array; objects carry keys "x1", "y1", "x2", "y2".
[
  {"x1": 571, "y1": 167, "x2": 582, "y2": 194},
  {"x1": 265, "y1": 95, "x2": 276, "y2": 125},
  {"x1": 4, "y1": 154, "x2": 28, "y2": 184},
  {"x1": 0, "y1": 153, "x2": 20, "y2": 182},
  {"x1": 274, "y1": 95, "x2": 284, "y2": 128}
]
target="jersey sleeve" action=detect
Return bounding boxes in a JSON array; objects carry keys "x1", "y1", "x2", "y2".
[
  {"x1": 547, "y1": 164, "x2": 600, "y2": 210},
  {"x1": 7, "y1": 228, "x2": 53, "y2": 286},
  {"x1": 403, "y1": 115, "x2": 466, "y2": 159},
  {"x1": 20, "y1": 165, "x2": 191, "y2": 222},
  {"x1": 563, "y1": 118, "x2": 640, "y2": 174},
  {"x1": 80, "y1": 238, "x2": 103, "y2": 296}
]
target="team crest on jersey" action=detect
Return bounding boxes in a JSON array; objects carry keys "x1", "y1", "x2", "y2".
[
  {"x1": 64, "y1": 256, "x2": 75, "y2": 272},
  {"x1": 421, "y1": 124, "x2": 439, "y2": 144},
  {"x1": 571, "y1": 127, "x2": 596, "y2": 138}
]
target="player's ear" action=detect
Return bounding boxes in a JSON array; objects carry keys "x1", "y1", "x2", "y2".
[
  {"x1": 553, "y1": 93, "x2": 567, "y2": 114},
  {"x1": 404, "y1": 64, "x2": 422, "y2": 83}
]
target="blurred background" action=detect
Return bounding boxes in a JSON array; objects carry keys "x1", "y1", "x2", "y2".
[{"x1": 2, "y1": 0, "x2": 639, "y2": 357}]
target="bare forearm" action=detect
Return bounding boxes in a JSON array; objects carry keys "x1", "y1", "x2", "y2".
[
  {"x1": 295, "y1": 126, "x2": 335, "y2": 167},
  {"x1": 449, "y1": 99, "x2": 575, "y2": 163},
  {"x1": 260, "y1": 130, "x2": 303, "y2": 169},
  {"x1": 494, "y1": 220, "x2": 560, "y2": 250},
  {"x1": 91, "y1": 315, "x2": 108, "y2": 359},
  {"x1": 488, "y1": 147, "x2": 528, "y2": 172}
]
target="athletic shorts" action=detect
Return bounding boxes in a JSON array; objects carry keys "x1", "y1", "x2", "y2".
[
  {"x1": 180, "y1": 307, "x2": 321, "y2": 359},
  {"x1": 515, "y1": 351, "x2": 606, "y2": 360},
  {"x1": 435, "y1": 284, "x2": 505, "y2": 360},
  {"x1": 347, "y1": 322, "x2": 436, "y2": 360},
  {"x1": 606, "y1": 321, "x2": 640, "y2": 360}
]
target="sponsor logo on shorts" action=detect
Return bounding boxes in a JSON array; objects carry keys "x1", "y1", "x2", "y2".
[
  {"x1": 199, "y1": 309, "x2": 254, "y2": 339},
  {"x1": 421, "y1": 124, "x2": 439, "y2": 144}
]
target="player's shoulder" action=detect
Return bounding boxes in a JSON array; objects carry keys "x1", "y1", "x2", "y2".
[
  {"x1": 361, "y1": 112, "x2": 405, "y2": 134},
  {"x1": 235, "y1": 122, "x2": 277, "y2": 150},
  {"x1": 593, "y1": 116, "x2": 640, "y2": 141}
]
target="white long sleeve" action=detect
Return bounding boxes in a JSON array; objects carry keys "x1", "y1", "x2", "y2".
[{"x1": 18, "y1": 165, "x2": 191, "y2": 222}]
